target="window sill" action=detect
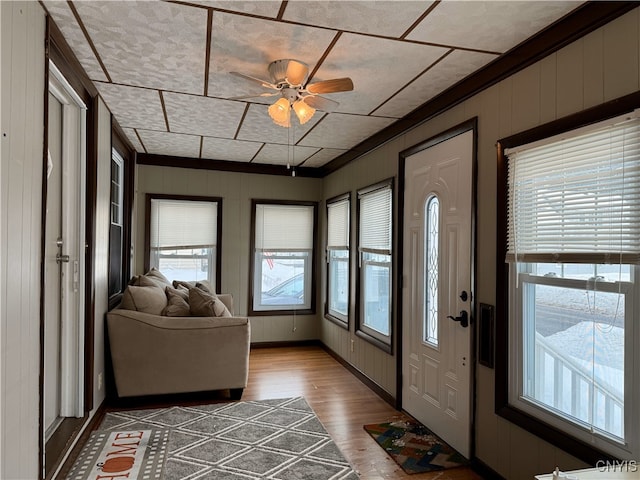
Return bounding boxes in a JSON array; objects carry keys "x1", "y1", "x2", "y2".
[
  {"x1": 355, "y1": 329, "x2": 392, "y2": 354},
  {"x1": 324, "y1": 312, "x2": 349, "y2": 330},
  {"x1": 249, "y1": 308, "x2": 315, "y2": 317}
]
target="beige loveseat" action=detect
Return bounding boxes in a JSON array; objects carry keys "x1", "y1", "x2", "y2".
[{"x1": 106, "y1": 270, "x2": 250, "y2": 399}]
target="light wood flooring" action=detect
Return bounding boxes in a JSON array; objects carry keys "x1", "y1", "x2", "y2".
[{"x1": 243, "y1": 345, "x2": 483, "y2": 480}]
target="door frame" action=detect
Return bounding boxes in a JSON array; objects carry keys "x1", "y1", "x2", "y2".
[{"x1": 396, "y1": 117, "x2": 478, "y2": 457}]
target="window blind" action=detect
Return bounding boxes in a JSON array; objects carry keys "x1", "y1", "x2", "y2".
[
  {"x1": 359, "y1": 184, "x2": 392, "y2": 254},
  {"x1": 150, "y1": 199, "x2": 217, "y2": 249},
  {"x1": 327, "y1": 198, "x2": 349, "y2": 250},
  {"x1": 505, "y1": 111, "x2": 640, "y2": 264},
  {"x1": 255, "y1": 204, "x2": 314, "y2": 251}
]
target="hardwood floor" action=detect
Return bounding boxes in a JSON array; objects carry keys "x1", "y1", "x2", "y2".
[
  {"x1": 243, "y1": 346, "x2": 483, "y2": 480},
  {"x1": 63, "y1": 345, "x2": 483, "y2": 480}
]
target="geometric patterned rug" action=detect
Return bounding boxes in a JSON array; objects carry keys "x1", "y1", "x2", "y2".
[
  {"x1": 98, "y1": 397, "x2": 359, "y2": 479},
  {"x1": 364, "y1": 420, "x2": 467, "y2": 474}
]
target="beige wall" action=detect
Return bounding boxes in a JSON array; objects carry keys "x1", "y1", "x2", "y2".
[
  {"x1": 321, "y1": 7, "x2": 640, "y2": 479},
  {"x1": 134, "y1": 165, "x2": 324, "y2": 343}
]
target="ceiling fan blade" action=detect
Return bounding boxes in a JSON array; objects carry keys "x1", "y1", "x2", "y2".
[
  {"x1": 306, "y1": 77, "x2": 354, "y2": 94},
  {"x1": 227, "y1": 92, "x2": 280, "y2": 100},
  {"x1": 285, "y1": 60, "x2": 309, "y2": 86},
  {"x1": 304, "y1": 95, "x2": 339, "y2": 112},
  {"x1": 229, "y1": 71, "x2": 278, "y2": 90}
]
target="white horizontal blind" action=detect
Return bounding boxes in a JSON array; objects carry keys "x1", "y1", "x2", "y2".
[
  {"x1": 327, "y1": 198, "x2": 349, "y2": 250},
  {"x1": 506, "y1": 112, "x2": 640, "y2": 264},
  {"x1": 150, "y1": 199, "x2": 217, "y2": 249},
  {"x1": 359, "y1": 184, "x2": 392, "y2": 254},
  {"x1": 255, "y1": 204, "x2": 314, "y2": 251}
]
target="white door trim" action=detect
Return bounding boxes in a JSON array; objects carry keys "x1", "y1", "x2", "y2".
[{"x1": 47, "y1": 61, "x2": 86, "y2": 418}]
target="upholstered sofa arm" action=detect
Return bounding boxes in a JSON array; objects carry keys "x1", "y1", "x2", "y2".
[{"x1": 106, "y1": 308, "x2": 250, "y2": 398}]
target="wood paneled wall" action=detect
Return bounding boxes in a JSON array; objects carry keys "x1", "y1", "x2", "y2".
[
  {"x1": 134, "y1": 165, "x2": 324, "y2": 343},
  {"x1": 320, "y1": 7, "x2": 640, "y2": 479},
  {"x1": 0, "y1": 2, "x2": 46, "y2": 477}
]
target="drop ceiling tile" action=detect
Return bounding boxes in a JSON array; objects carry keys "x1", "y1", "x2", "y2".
[
  {"x1": 207, "y1": 12, "x2": 337, "y2": 101},
  {"x1": 201, "y1": 137, "x2": 262, "y2": 162},
  {"x1": 237, "y1": 104, "x2": 323, "y2": 145},
  {"x1": 43, "y1": 1, "x2": 108, "y2": 82},
  {"x1": 163, "y1": 92, "x2": 247, "y2": 138},
  {"x1": 121, "y1": 128, "x2": 145, "y2": 153},
  {"x1": 407, "y1": 1, "x2": 580, "y2": 53},
  {"x1": 374, "y1": 50, "x2": 498, "y2": 118},
  {"x1": 95, "y1": 82, "x2": 166, "y2": 131},
  {"x1": 300, "y1": 148, "x2": 348, "y2": 168},
  {"x1": 312, "y1": 33, "x2": 449, "y2": 116},
  {"x1": 298, "y1": 114, "x2": 396, "y2": 150},
  {"x1": 283, "y1": 1, "x2": 435, "y2": 38},
  {"x1": 137, "y1": 130, "x2": 201, "y2": 158},
  {"x1": 74, "y1": 1, "x2": 208, "y2": 94},
  {"x1": 185, "y1": 1, "x2": 282, "y2": 18},
  {"x1": 252, "y1": 143, "x2": 320, "y2": 167}
]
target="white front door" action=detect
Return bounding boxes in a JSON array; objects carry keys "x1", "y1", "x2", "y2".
[{"x1": 401, "y1": 129, "x2": 473, "y2": 458}]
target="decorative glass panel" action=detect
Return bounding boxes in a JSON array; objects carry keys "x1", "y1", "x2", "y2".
[{"x1": 425, "y1": 196, "x2": 439, "y2": 346}]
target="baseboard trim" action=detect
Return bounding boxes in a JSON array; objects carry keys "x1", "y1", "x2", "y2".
[
  {"x1": 469, "y1": 458, "x2": 507, "y2": 480},
  {"x1": 319, "y1": 342, "x2": 396, "y2": 408}
]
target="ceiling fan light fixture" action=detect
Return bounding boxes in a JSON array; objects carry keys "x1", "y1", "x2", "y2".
[
  {"x1": 293, "y1": 99, "x2": 315, "y2": 125},
  {"x1": 268, "y1": 97, "x2": 291, "y2": 127}
]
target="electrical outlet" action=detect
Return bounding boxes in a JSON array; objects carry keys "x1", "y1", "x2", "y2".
[{"x1": 98, "y1": 372, "x2": 103, "y2": 390}]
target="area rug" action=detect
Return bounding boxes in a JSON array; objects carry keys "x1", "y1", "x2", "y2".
[
  {"x1": 363, "y1": 420, "x2": 467, "y2": 474},
  {"x1": 96, "y1": 397, "x2": 358, "y2": 479},
  {"x1": 66, "y1": 429, "x2": 169, "y2": 480}
]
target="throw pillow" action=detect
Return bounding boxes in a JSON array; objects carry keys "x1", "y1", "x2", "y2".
[
  {"x1": 195, "y1": 281, "x2": 212, "y2": 293},
  {"x1": 173, "y1": 280, "x2": 196, "y2": 290},
  {"x1": 145, "y1": 268, "x2": 171, "y2": 288},
  {"x1": 120, "y1": 276, "x2": 167, "y2": 315},
  {"x1": 164, "y1": 286, "x2": 190, "y2": 317},
  {"x1": 189, "y1": 287, "x2": 231, "y2": 317}
]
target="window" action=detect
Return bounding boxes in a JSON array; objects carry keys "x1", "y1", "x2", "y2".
[
  {"x1": 146, "y1": 195, "x2": 222, "y2": 290},
  {"x1": 109, "y1": 149, "x2": 124, "y2": 297},
  {"x1": 424, "y1": 195, "x2": 439, "y2": 347},
  {"x1": 251, "y1": 201, "x2": 317, "y2": 314},
  {"x1": 499, "y1": 109, "x2": 640, "y2": 461},
  {"x1": 357, "y1": 180, "x2": 393, "y2": 348},
  {"x1": 326, "y1": 194, "x2": 350, "y2": 325}
]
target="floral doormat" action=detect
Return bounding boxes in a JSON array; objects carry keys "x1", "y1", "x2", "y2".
[{"x1": 363, "y1": 420, "x2": 468, "y2": 474}]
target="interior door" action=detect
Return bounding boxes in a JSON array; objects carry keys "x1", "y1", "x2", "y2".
[
  {"x1": 44, "y1": 92, "x2": 64, "y2": 439},
  {"x1": 402, "y1": 129, "x2": 473, "y2": 458}
]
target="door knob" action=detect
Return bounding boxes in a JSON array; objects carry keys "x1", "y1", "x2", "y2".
[{"x1": 447, "y1": 310, "x2": 469, "y2": 328}]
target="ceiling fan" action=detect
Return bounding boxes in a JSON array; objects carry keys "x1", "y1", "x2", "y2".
[{"x1": 230, "y1": 59, "x2": 354, "y2": 127}]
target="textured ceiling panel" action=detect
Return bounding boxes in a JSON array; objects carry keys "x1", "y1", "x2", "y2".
[
  {"x1": 95, "y1": 82, "x2": 166, "y2": 131},
  {"x1": 186, "y1": 1, "x2": 282, "y2": 18},
  {"x1": 373, "y1": 50, "x2": 498, "y2": 118},
  {"x1": 44, "y1": 1, "x2": 108, "y2": 82},
  {"x1": 298, "y1": 114, "x2": 396, "y2": 150},
  {"x1": 201, "y1": 136, "x2": 262, "y2": 162},
  {"x1": 137, "y1": 130, "x2": 201, "y2": 158},
  {"x1": 407, "y1": 1, "x2": 580, "y2": 53},
  {"x1": 252, "y1": 143, "x2": 321, "y2": 166},
  {"x1": 51, "y1": 0, "x2": 589, "y2": 169},
  {"x1": 300, "y1": 148, "x2": 348, "y2": 168},
  {"x1": 283, "y1": 1, "x2": 435, "y2": 38},
  {"x1": 207, "y1": 12, "x2": 337, "y2": 101},
  {"x1": 314, "y1": 33, "x2": 449, "y2": 116},
  {"x1": 75, "y1": 1, "x2": 208, "y2": 94},
  {"x1": 163, "y1": 92, "x2": 247, "y2": 138}
]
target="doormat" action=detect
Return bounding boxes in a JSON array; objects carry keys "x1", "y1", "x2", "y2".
[
  {"x1": 363, "y1": 420, "x2": 467, "y2": 474},
  {"x1": 65, "y1": 429, "x2": 169, "y2": 480}
]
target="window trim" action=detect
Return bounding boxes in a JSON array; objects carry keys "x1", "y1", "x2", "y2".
[
  {"x1": 248, "y1": 199, "x2": 318, "y2": 316},
  {"x1": 496, "y1": 91, "x2": 640, "y2": 464},
  {"x1": 356, "y1": 179, "x2": 394, "y2": 353},
  {"x1": 144, "y1": 193, "x2": 223, "y2": 292},
  {"x1": 325, "y1": 192, "x2": 351, "y2": 329}
]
